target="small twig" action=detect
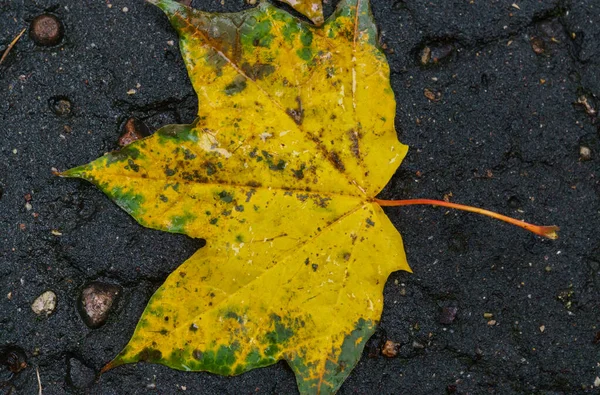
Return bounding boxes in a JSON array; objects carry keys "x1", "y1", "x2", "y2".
[
  {"x1": 0, "y1": 27, "x2": 27, "y2": 65},
  {"x1": 36, "y1": 366, "x2": 43, "y2": 395}
]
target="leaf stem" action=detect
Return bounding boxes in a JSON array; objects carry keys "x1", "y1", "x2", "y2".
[{"x1": 374, "y1": 198, "x2": 559, "y2": 240}]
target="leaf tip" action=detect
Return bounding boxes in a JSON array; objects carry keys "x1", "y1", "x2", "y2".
[
  {"x1": 100, "y1": 358, "x2": 124, "y2": 374},
  {"x1": 57, "y1": 166, "x2": 83, "y2": 178}
]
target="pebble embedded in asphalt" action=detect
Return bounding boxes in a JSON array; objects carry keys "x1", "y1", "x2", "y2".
[
  {"x1": 48, "y1": 96, "x2": 72, "y2": 117},
  {"x1": 78, "y1": 282, "x2": 121, "y2": 328},
  {"x1": 29, "y1": 14, "x2": 64, "y2": 46},
  {"x1": 0, "y1": 345, "x2": 27, "y2": 374},
  {"x1": 31, "y1": 290, "x2": 57, "y2": 316}
]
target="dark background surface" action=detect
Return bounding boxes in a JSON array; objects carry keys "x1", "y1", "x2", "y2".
[{"x1": 1, "y1": 0, "x2": 599, "y2": 393}]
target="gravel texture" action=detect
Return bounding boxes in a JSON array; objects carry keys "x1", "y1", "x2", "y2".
[{"x1": 1, "y1": 0, "x2": 599, "y2": 393}]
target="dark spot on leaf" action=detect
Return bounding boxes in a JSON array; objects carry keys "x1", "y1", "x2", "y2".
[
  {"x1": 182, "y1": 150, "x2": 195, "y2": 161},
  {"x1": 193, "y1": 349, "x2": 203, "y2": 360},
  {"x1": 286, "y1": 97, "x2": 304, "y2": 125},
  {"x1": 242, "y1": 62, "x2": 276, "y2": 80},
  {"x1": 328, "y1": 151, "x2": 345, "y2": 171},
  {"x1": 159, "y1": 195, "x2": 168, "y2": 202},
  {"x1": 270, "y1": 160, "x2": 285, "y2": 171},
  {"x1": 296, "y1": 194, "x2": 308, "y2": 202},
  {"x1": 127, "y1": 159, "x2": 140, "y2": 172},
  {"x1": 224, "y1": 76, "x2": 247, "y2": 96},
  {"x1": 218, "y1": 191, "x2": 234, "y2": 203},
  {"x1": 138, "y1": 348, "x2": 162, "y2": 362},
  {"x1": 224, "y1": 311, "x2": 242, "y2": 323},
  {"x1": 312, "y1": 264, "x2": 318, "y2": 272},
  {"x1": 245, "y1": 189, "x2": 256, "y2": 202},
  {"x1": 235, "y1": 205, "x2": 244, "y2": 212},
  {"x1": 304, "y1": 258, "x2": 310, "y2": 265},
  {"x1": 210, "y1": 218, "x2": 218, "y2": 225},
  {"x1": 348, "y1": 129, "x2": 361, "y2": 159},
  {"x1": 343, "y1": 252, "x2": 351, "y2": 261},
  {"x1": 366, "y1": 218, "x2": 375, "y2": 227},
  {"x1": 165, "y1": 167, "x2": 176, "y2": 177},
  {"x1": 205, "y1": 161, "x2": 217, "y2": 176},
  {"x1": 292, "y1": 164, "x2": 306, "y2": 179}
]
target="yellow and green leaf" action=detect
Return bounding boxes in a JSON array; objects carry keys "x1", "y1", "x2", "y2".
[{"x1": 63, "y1": 0, "x2": 410, "y2": 393}]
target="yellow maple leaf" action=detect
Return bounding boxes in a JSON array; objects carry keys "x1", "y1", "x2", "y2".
[{"x1": 60, "y1": 0, "x2": 557, "y2": 394}]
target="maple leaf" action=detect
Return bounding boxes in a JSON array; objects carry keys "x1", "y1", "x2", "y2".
[
  {"x1": 277, "y1": 0, "x2": 324, "y2": 26},
  {"x1": 60, "y1": 0, "x2": 557, "y2": 394},
  {"x1": 62, "y1": 0, "x2": 408, "y2": 393}
]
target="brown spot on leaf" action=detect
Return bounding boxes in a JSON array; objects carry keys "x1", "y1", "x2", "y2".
[
  {"x1": 348, "y1": 129, "x2": 361, "y2": 159},
  {"x1": 286, "y1": 97, "x2": 304, "y2": 125},
  {"x1": 138, "y1": 348, "x2": 162, "y2": 362},
  {"x1": 328, "y1": 151, "x2": 345, "y2": 172},
  {"x1": 242, "y1": 62, "x2": 275, "y2": 80}
]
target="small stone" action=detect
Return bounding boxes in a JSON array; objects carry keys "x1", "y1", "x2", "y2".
[
  {"x1": 31, "y1": 290, "x2": 57, "y2": 316},
  {"x1": 439, "y1": 306, "x2": 458, "y2": 325},
  {"x1": 579, "y1": 146, "x2": 591, "y2": 161},
  {"x1": 539, "y1": 325, "x2": 545, "y2": 333},
  {"x1": 424, "y1": 88, "x2": 441, "y2": 102},
  {"x1": 487, "y1": 320, "x2": 497, "y2": 326},
  {"x1": 381, "y1": 340, "x2": 399, "y2": 358},
  {"x1": 595, "y1": 377, "x2": 600, "y2": 388},
  {"x1": 48, "y1": 96, "x2": 72, "y2": 117},
  {"x1": 420, "y1": 42, "x2": 454, "y2": 65},
  {"x1": 67, "y1": 358, "x2": 95, "y2": 389},
  {"x1": 530, "y1": 37, "x2": 545, "y2": 55},
  {"x1": 412, "y1": 340, "x2": 425, "y2": 349},
  {"x1": 483, "y1": 312, "x2": 493, "y2": 319},
  {"x1": 576, "y1": 95, "x2": 597, "y2": 116},
  {"x1": 1, "y1": 345, "x2": 27, "y2": 374},
  {"x1": 420, "y1": 46, "x2": 431, "y2": 65},
  {"x1": 29, "y1": 14, "x2": 64, "y2": 47},
  {"x1": 119, "y1": 117, "x2": 150, "y2": 147},
  {"x1": 78, "y1": 282, "x2": 121, "y2": 328}
]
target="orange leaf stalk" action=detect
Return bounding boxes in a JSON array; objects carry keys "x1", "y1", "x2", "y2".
[{"x1": 374, "y1": 198, "x2": 559, "y2": 240}]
